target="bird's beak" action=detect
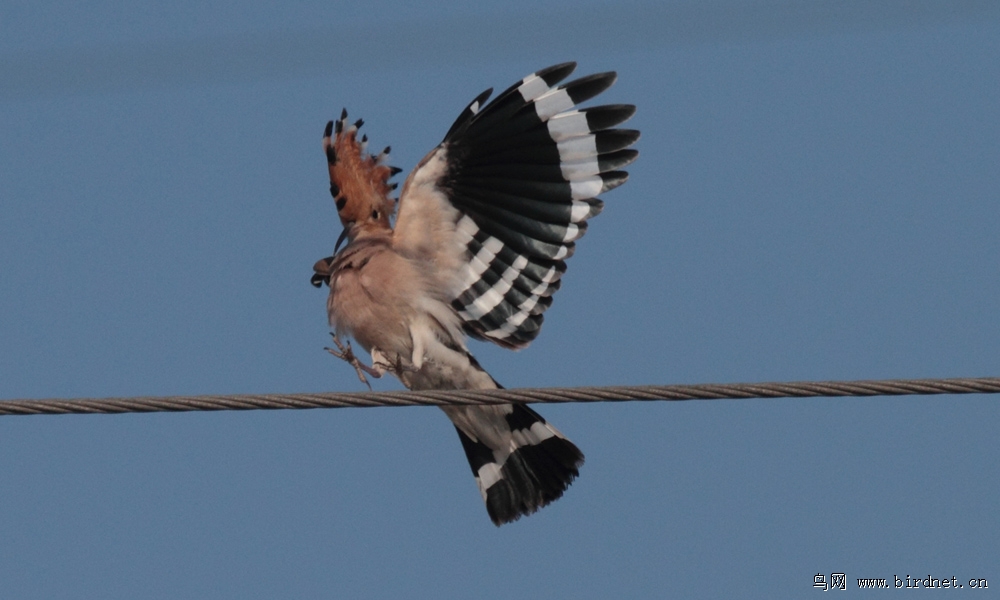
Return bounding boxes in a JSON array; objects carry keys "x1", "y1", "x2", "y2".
[{"x1": 334, "y1": 226, "x2": 350, "y2": 253}]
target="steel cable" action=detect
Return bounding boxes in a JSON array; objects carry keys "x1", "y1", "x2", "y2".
[{"x1": 1, "y1": 377, "x2": 998, "y2": 417}]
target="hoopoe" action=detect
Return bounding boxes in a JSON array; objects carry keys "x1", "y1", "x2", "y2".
[{"x1": 311, "y1": 62, "x2": 638, "y2": 525}]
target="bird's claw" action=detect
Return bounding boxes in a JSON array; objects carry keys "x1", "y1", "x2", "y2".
[{"x1": 325, "y1": 332, "x2": 383, "y2": 390}]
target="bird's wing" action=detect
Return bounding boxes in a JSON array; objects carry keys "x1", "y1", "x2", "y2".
[{"x1": 394, "y1": 62, "x2": 638, "y2": 349}]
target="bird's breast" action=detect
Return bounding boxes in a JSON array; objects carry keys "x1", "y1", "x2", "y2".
[{"x1": 327, "y1": 243, "x2": 428, "y2": 357}]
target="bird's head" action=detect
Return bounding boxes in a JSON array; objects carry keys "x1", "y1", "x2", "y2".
[{"x1": 323, "y1": 109, "x2": 401, "y2": 251}]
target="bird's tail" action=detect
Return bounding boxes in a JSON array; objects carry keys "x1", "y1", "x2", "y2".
[
  {"x1": 446, "y1": 402, "x2": 584, "y2": 525},
  {"x1": 403, "y1": 340, "x2": 585, "y2": 525}
]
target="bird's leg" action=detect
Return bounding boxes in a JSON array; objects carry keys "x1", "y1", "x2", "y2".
[
  {"x1": 372, "y1": 349, "x2": 420, "y2": 375},
  {"x1": 370, "y1": 347, "x2": 421, "y2": 376},
  {"x1": 369, "y1": 348, "x2": 399, "y2": 376},
  {"x1": 325, "y1": 332, "x2": 383, "y2": 390},
  {"x1": 394, "y1": 353, "x2": 421, "y2": 374}
]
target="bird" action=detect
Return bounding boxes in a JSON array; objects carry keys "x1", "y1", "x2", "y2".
[{"x1": 311, "y1": 62, "x2": 638, "y2": 525}]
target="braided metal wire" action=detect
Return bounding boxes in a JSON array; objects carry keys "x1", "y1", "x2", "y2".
[{"x1": 1, "y1": 377, "x2": 998, "y2": 417}]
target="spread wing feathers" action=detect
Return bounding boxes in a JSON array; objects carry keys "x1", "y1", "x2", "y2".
[{"x1": 398, "y1": 62, "x2": 638, "y2": 350}]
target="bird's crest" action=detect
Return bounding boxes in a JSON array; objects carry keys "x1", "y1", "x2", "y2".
[{"x1": 323, "y1": 109, "x2": 400, "y2": 231}]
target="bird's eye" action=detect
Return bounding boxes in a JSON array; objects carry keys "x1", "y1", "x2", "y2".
[{"x1": 372, "y1": 210, "x2": 379, "y2": 219}]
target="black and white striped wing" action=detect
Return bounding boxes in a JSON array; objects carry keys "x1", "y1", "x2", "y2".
[{"x1": 412, "y1": 62, "x2": 638, "y2": 349}]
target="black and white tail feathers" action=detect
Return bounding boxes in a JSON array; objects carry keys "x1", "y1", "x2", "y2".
[
  {"x1": 438, "y1": 62, "x2": 638, "y2": 350},
  {"x1": 435, "y1": 349, "x2": 584, "y2": 525},
  {"x1": 452, "y1": 402, "x2": 584, "y2": 526}
]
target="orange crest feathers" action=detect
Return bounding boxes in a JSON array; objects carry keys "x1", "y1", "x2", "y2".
[{"x1": 323, "y1": 109, "x2": 401, "y2": 230}]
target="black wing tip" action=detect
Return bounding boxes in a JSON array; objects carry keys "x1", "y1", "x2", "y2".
[
  {"x1": 598, "y1": 148, "x2": 640, "y2": 173},
  {"x1": 475, "y1": 87, "x2": 494, "y2": 105},
  {"x1": 536, "y1": 61, "x2": 578, "y2": 86},
  {"x1": 564, "y1": 71, "x2": 618, "y2": 104},
  {"x1": 595, "y1": 129, "x2": 641, "y2": 153},
  {"x1": 596, "y1": 103, "x2": 636, "y2": 117},
  {"x1": 589, "y1": 198, "x2": 606, "y2": 217},
  {"x1": 600, "y1": 170, "x2": 631, "y2": 193},
  {"x1": 444, "y1": 87, "x2": 497, "y2": 141}
]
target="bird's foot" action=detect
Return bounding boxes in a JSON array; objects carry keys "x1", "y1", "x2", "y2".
[
  {"x1": 369, "y1": 348, "x2": 420, "y2": 376},
  {"x1": 325, "y1": 332, "x2": 383, "y2": 390}
]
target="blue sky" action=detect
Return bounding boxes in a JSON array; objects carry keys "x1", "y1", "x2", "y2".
[{"x1": 1, "y1": 1, "x2": 999, "y2": 597}]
